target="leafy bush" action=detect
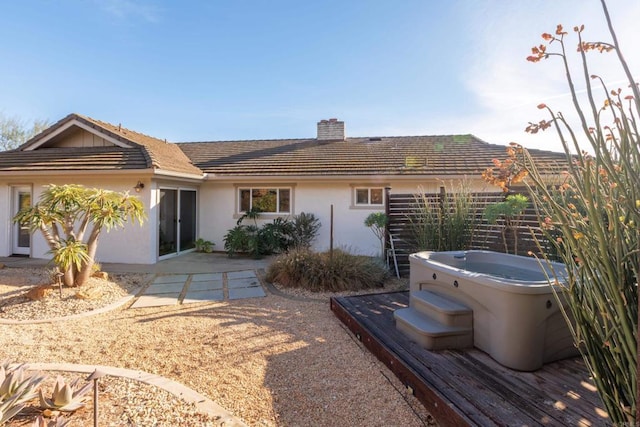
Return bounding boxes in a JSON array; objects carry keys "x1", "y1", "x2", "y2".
[
  {"x1": 259, "y1": 217, "x2": 294, "y2": 254},
  {"x1": 290, "y1": 212, "x2": 321, "y2": 249},
  {"x1": 266, "y1": 248, "x2": 389, "y2": 292},
  {"x1": 224, "y1": 212, "x2": 321, "y2": 258},
  {"x1": 223, "y1": 225, "x2": 257, "y2": 257},
  {"x1": 194, "y1": 238, "x2": 214, "y2": 253}
]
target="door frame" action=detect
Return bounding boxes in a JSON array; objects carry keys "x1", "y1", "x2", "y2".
[
  {"x1": 158, "y1": 186, "x2": 198, "y2": 260},
  {"x1": 11, "y1": 185, "x2": 32, "y2": 256}
]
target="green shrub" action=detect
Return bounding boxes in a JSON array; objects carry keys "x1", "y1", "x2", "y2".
[
  {"x1": 194, "y1": 238, "x2": 214, "y2": 253},
  {"x1": 224, "y1": 213, "x2": 321, "y2": 258},
  {"x1": 266, "y1": 248, "x2": 389, "y2": 292},
  {"x1": 223, "y1": 225, "x2": 254, "y2": 257},
  {"x1": 259, "y1": 217, "x2": 294, "y2": 254},
  {"x1": 290, "y1": 212, "x2": 321, "y2": 249}
]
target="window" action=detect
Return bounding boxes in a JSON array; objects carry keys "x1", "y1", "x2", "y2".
[
  {"x1": 354, "y1": 187, "x2": 384, "y2": 206},
  {"x1": 238, "y1": 188, "x2": 291, "y2": 213}
]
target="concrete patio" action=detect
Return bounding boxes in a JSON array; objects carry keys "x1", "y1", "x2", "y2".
[{"x1": 0, "y1": 251, "x2": 273, "y2": 307}]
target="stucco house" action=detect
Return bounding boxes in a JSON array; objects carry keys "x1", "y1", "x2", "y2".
[{"x1": 0, "y1": 113, "x2": 565, "y2": 264}]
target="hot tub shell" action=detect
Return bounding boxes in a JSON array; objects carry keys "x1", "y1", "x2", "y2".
[{"x1": 406, "y1": 250, "x2": 578, "y2": 371}]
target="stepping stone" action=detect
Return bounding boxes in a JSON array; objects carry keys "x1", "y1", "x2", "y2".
[
  {"x1": 229, "y1": 286, "x2": 266, "y2": 300},
  {"x1": 153, "y1": 274, "x2": 189, "y2": 284},
  {"x1": 228, "y1": 277, "x2": 261, "y2": 289},
  {"x1": 183, "y1": 289, "x2": 224, "y2": 304},
  {"x1": 144, "y1": 283, "x2": 185, "y2": 294},
  {"x1": 227, "y1": 270, "x2": 256, "y2": 280},
  {"x1": 189, "y1": 280, "x2": 223, "y2": 291},
  {"x1": 131, "y1": 293, "x2": 180, "y2": 308},
  {"x1": 190, "y1": 273, "x2": 223, "y2": 282}
]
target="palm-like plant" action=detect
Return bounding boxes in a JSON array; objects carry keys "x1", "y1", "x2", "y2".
[{"x1": 14, "y1": 184, "x2": 145, "y2": 287}]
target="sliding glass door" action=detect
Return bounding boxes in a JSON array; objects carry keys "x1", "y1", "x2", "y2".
[{"x1": 159, "y1": 188, "x2": 197, "y2": 257}]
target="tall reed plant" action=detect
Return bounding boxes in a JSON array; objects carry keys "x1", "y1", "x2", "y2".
[
  {"x1": 408, "y1": 181, "x2": 480, "y2": 252},
  {"x1": 505, "y1": 4, "x2": 638, "y2": 422}
]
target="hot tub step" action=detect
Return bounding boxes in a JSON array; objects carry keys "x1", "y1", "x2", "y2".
[
  {"x1": 411, "y1": 290, "x2": 473, "y2": 328},
  {"x1": 394, "y1": 307, "x2": 473, "y2": 351}
]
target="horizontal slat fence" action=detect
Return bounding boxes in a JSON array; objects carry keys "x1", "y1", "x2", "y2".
[{"x1": 386, "y1": 190, "x2": 554, "y2": 277}]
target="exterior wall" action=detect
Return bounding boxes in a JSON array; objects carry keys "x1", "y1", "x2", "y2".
[
  {"x1": 0, "y1": 177, "x2": 155, "y2": 264},
  {"x1": 1, "y1": 172, "x2": 492, "y2": 264},
  {"x1": 198, "y1": 177, "x2": 491, "y2": 257}
]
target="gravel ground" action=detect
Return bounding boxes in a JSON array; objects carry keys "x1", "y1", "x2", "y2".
[{"x1": 1, "y1": 266, "x2": 435, "y2": 426}]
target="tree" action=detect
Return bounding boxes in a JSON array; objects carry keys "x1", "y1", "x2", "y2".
[
  {"x1": 364, "y1": 212, "x2": 388, "y2": 258},
  {"x1": 13, "y1": 184, "x2": 146, "y2": 287},
  {"x1": 483, "y1": 194, "x2": 529, "y2": 254},
  {"x1": 0, "y1": 113, "x2": 50, "y2": 151},
  {"x1": 501, "y1": 3, "x2": 638, "y2": 423}
]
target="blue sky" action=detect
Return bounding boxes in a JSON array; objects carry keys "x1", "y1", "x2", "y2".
[{"x1": 1, "y1": 0, "x2": 638, "y2": 152}]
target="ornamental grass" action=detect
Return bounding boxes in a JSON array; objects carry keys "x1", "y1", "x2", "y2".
[{"x1": 265, "y1": 248, "x2": 389, "y2": 292}]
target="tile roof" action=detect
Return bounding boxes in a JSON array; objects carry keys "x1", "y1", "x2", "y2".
[
  {"x1": 0, "y1": 146, "x2": 147, "y2": 172},
  {"x1": 177, "y1": 135, "x2": 567, "y2": 177},
  {"x1": 0, "y1": 114, "x2": 568, "y2": 179},
  {"x1": 0, "y1": 114, "x2": 202, "y2": 176}
]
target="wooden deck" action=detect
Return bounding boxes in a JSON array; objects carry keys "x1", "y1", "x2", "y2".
[{"x1": 330, "y1": 291, "x2": 609, "y2": 427}]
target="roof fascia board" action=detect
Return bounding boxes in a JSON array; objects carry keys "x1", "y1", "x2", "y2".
[
  {"x1": 0, "y1": 168, "x2": 156, "y2": 178},
  {"x1": 23, "y1": 119, "x2": 134, "y2": 151},
  {"x1": 152, "y1": 169, "x2": 205, "y2": 181},
  {"x1": 203, "y1": 174, "x2": 484, "y2": 182}
]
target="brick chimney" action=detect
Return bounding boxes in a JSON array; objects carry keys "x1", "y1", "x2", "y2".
[{"x1": 317, "y1": 118, "x2": 345, "y2": 141}]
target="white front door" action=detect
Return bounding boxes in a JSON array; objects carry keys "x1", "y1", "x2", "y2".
[{"x1": 11, "y1": 186, "x2": 31, "y2": 255}]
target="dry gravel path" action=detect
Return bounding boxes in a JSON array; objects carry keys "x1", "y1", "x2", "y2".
[{"x1": 1, "y1": 266, "x2": 434, "y2": 426}]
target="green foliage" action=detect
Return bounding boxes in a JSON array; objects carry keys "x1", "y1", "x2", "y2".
[
  {"x1": 483, "y1": 194, "x2": 529, "y2": 254},
  {"x1": 225, "y1": 212, "x2": 321, "y2": 258},
  {"x1": 364, "y1": 212, "x2": 388, "y2": 257},
  {"x1": 38, "y1": 376, "x2": 91, "y2": 412},
  {"x1": 13, "y1": 184, "x2": 146, "y2": 287},
  {"x1": 290, "y1": 212, "x2": 321, "y2": 249},
  {"x1": 194, "y1": 238, "x2": 214, "y2": 253},
  {"x1": 223, "y1": 225, "x2": 254, "y2": 257},
  {"x1": 0, "y1": 113, "x2": 50, "y2": 151},
  {"x1": 408, "y1": 182, "x2": 480, "y2": 252},
  {"x1": 259, "y1": 218, "x2": 294, "y2": 254},
  {"x1": 511, "y1": 10, "x2": 638, "y2": 423},
  {"x1": 483, "y1": 194, "x2": 529, "y2": 224},
  {"x1": 0, "y1": 362, "x2": 46, "y2": 424},
  {"x1": 266, "y1": 248, "x2": 389, "y2": 292}
]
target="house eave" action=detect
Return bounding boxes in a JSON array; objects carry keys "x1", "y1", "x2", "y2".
[
  {"x1": 202, "y1": 173, "x2": 484, "y2": 183},
  {"x1": 0, "y1": 168, "x2": 156, "y2": 178},
  {"x1": 152, "y1": 169, "x2": 206, "y2": 181}
]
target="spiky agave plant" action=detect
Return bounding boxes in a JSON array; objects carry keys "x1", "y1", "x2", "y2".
[
  {"x1": 31, "y1": 414, "x2": 70, "y2": 427},
  {"x1": 38, "y1": 376, "x2": 92, "y2": 412},
  {"x1": 0, "y1": 362, "x2": 46, "y2": 423}
]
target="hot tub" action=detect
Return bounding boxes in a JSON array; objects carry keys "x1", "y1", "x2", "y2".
[{"x1": 407, "y1": 250, "x2": 578, "y2": 371}]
